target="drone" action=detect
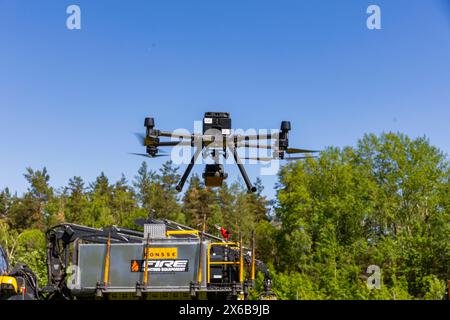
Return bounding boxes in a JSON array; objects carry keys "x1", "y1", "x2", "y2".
[{"x1": 133, "y1": 112, "x2": 318, "y2": 193}]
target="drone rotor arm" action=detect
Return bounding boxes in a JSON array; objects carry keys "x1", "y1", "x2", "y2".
[
  {"x1": 158, "y1": 130, "x2": 193, "y2": 140},
  {"x1": 237, "y1": 143, "x2": 275, "y2": 150},
  {"x1": 235, "y1": 133, "x2": 279, "y2": 141},
  {"x1": 157, "y1": 141, "x2": 192, "y2": 147},
  {"x1": 242, "y1": 156, "x2": 275, "y2": 162}
]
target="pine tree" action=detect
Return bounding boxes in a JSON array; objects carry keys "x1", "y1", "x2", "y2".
[
  {"x1": 133, "y1": 161, "x2": 156, "y2": 211},
  {"x1": 64, "y1": 176, "x2": 88, "y2": 224},
  {"x1": 182, "y1": 175, "x2": 206, "y2": 229},
  {"x1": 90, "y1": 172, "x2": 111, "y2": 197},
  {"x1": 182, "y1": 175, "x2": 223, "y2": 233},
  {"x1": 0, "y1": 188, "x2": 11, "y2": 219},
  {"x1": 8, "y1": 168, "x2": 54, "y2": 230},
  {"x1": 111, "y1": 174, "x2": 138, "y2": 226},
  {"x1": 87, "y1": 172, "x2": 114, "y2": 227}
]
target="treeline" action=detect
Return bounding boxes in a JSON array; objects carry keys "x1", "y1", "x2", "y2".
[{"x1": 0, "y1": 132, "x2": 449, "y2": 299}]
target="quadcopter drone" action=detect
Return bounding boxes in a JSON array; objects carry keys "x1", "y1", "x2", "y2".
[{"x1": 133, "y1": 112, "x2": 318, "y2": 193}]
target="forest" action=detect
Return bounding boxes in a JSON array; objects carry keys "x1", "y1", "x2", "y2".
[{"x1": 0, "y1": 132, "x2": 449, "y2": 299}]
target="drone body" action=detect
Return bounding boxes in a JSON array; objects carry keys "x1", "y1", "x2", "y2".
[{"x1": 133, "y1": 112, "x2": 317, "y2": 193}]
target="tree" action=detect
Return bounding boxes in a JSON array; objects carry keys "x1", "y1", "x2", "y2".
[
  {"x1": 111, "y1": 174, "x2": 138, "y2": 226},
  {"x1": 13, "y1": 229, "x2": 47, "y2": 285},
  {"x1": 133, "y1": 161, "x2": 183, "y2": 221},
  {"x1": 64, "y1": 176, "x2": 89, "y2": 224},
  {"x1": 8, "y1": 193, "x2": 43, "y2": 231},
  {"x1": 274, "y1": 132, "x2": 450, "y2": 299},
  {"x1": 133, "y1": 161, "x2": 156, "y2": 211},
  {"x1": 0, "y1": 188, "x2": 11, "y2": 219},
  {"x1": 0, "y1": 220, "x2": 19, "y2": 263},
  {"x1": 90, "y1": 172, "x2": 111, "y2": 197},
  {"x1": 155, "y1": 161, "x2": 183, "y2": 221},
  {"x1": 7, "y1": 168, "x2": 54, "y2": 230},
  {"x1": 182, "y1": 175, "x2": 219, "y2": 231},
  {"x1": 24, "y1": 167, "x2": 53, "y2": 200},
  {"x1": 84, "y1": 172, "x2": 114, "y2": 227}
]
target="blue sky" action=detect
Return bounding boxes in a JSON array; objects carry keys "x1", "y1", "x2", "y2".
[{"x1": 1, "y1": 0, "x2": 449, "y2": 200}]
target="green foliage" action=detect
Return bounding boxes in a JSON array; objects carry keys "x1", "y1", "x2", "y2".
[
  {"x1": 0, "y1": 222, "x2": 47, "y2": 286},
  {"x1": 0, "y1": 220, "x2": 19, "y2": 262},
  {"x1": 134, "y1": 161, "x2": 183, "y2": 222},
  {"x1": 254, "y1": 220, "x2": 278, "y2": 266},
  {"x1": 14, "y1": 229, "x2": 47, "y2": 285},
  {"x1": 262, "y1": 132, "x2": 450, "y2": 299},
  {"x1": 271, "y1": 271, "x2": 326, "y2": 300},
  {"x1": 423, "y1": 275, "x2": 446, "y2": 300},
  {"x1": 64, "y1": 176, "x2": 89, "y2": 224},
  {"x1": 182, "y1": 175, "x2": 270, "y2": 242}
]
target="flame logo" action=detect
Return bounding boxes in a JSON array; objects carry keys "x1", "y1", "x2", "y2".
[{"x1": 131, "y1": 260, "x2": 139, "y2": 272}]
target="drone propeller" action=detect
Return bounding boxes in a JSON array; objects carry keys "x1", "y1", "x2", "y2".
[
  {"x1": 129, "y1": 152, "x2": 168, "y2": 158},
  {"x1": 286, "y1": 148, "x2": 319, "y2": 154},
  {"x1": 134, "y1": 133, "x2": 146, "y2": 146}
]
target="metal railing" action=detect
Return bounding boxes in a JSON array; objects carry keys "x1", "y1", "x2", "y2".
[{"x1": 206, "y1": 241, "x2": 244, "y2": 284}]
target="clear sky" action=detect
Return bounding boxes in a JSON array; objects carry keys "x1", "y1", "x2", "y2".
[{"x1": 1, "y1": 0, "x2": 449, "y2": 200}]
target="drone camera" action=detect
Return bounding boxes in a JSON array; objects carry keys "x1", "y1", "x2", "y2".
[
  {"x1": 203, "y1": 164, "x2": 228, "y2": 187},
  {"x1": 203, "y1": 112, "x2": 231, "y2": 135}
]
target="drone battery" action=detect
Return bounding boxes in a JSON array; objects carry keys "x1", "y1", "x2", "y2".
[{"x1": 203, "y1": 112, "x2": 231, "y2": 135}]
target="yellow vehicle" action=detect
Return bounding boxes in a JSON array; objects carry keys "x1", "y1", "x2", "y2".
[{"x1": 0, "y1": 245, "x2": 39, "y2": 300}]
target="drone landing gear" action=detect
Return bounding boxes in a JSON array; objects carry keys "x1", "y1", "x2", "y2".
[
  {"x1": 175, "y1": 147, "x2": 256, "y2": 193},
  {"x1": 231, "y1": 147, "x2": 257, "y2": 193},
  {"x1": 176, "y1": 147, "x2": 203, "y2": 192}
]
